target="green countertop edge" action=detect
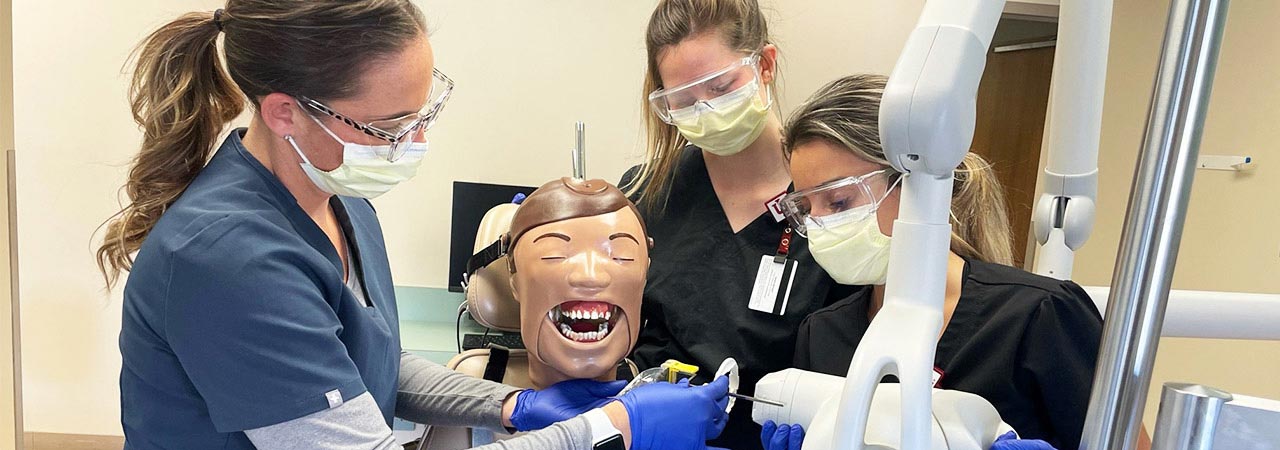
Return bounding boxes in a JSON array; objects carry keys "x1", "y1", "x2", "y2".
[{"x1": 395, "y1": 285, "x2": 489, "y2": 357}]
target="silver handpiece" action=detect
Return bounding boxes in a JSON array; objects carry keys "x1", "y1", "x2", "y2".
[{"x1": 728, "y1": 392, "x2": 785, "y2": 407}]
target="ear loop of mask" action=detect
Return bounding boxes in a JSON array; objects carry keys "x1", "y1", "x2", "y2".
[{"x1": 283, "y1": 135, "x2": 319, "y2": 168}]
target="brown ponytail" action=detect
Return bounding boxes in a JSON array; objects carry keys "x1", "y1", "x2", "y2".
[
  {"x1": 97, "y1": 1, "x2": 427, "y2": 288},
  {"x1": 97, "y1": 12, "x2": 243, "y2": 289},
  {"x1": 783, "y1": 74, "x2": 1015, "y2": 266}
]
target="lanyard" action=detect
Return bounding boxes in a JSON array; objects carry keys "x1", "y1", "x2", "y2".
[{"x1": 773, "y1": 227, "x2": 793, "y2": 264}]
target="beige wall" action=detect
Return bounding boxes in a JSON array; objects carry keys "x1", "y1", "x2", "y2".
[
  {"x1": 1067, "y1": 0, "x2": 1280, "y2": 426},
  {"x1": 1, "y1": 0, "x2": 19, "y2": 445},
  {"x1": 11, "y1": 0, "x2": 930, "y2": 435}
]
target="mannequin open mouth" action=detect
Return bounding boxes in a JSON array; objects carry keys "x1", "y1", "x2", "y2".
[{"x1": 545, "y1": 301, "x2": 623, "y2": 343}]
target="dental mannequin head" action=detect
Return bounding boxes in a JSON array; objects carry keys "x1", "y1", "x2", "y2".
[
  {"x1": 507, "y1": 178, "x2": 652, "y2": 389},
  {"x1": 783, "y1": 74, "x2": 1016, "y2": 269}
]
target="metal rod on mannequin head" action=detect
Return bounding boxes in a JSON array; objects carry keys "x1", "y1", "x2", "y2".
[
  {"x1": 1080, "y1": 0, "x2": 1231, "y2": 448},
  {"x1": 572, "y1": 122, "x2": 587, "y2": 180}
]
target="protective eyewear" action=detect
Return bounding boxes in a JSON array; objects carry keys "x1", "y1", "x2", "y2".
[
  {"x1": 781, "y1": 169, "x2": 901, "y2": 237},
  {"x1": 298, "y1": 68, "x2": 454, "y2": 162},
  {"x1": 648, "y1": 54, "x2": 768, "y2": 124}
]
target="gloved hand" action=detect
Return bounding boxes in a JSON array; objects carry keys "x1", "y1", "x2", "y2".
[
  {"x1": 508, "y1": 379, "x2": 628, "y2": 431},
  {"x1": 615, "y1": 375, "x2": 731, "y2": 450},
  {"x1": 761, "y1": 421, "x2": 805, "y2": 450},
  {"x1": 989, "y1": 431, "x2": 1058, "y2": 450}
]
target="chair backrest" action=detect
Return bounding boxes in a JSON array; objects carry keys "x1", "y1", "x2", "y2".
[{"x1": 466, "y1": 203, "x2": 521, "y2": 332}]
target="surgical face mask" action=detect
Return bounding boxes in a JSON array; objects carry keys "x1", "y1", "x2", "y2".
[
  {"x1": 285, "y1": 116, "x2": 429, "y2": 199},
  {"x1": 806, "y1": 204, "x2": 893, "y2": 286},
  {"x1": 669, "y1": 81, "x2": 772, "y2": 157}
]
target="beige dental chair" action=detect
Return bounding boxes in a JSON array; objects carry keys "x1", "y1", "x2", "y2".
[{"x1": 414, "y1": 203, "x2": 636, "y2": 449}]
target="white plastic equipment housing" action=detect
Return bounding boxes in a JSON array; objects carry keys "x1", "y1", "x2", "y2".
[
  {"x1": 752, "y1": 369, "x2": 1013, "y2": 450},
  {"x1": 827, "y1": 1, "x2": 1005, "y2": 449},
  {"x1": 1031, "y1": 0, "x2": 1112, "y2": 280}
]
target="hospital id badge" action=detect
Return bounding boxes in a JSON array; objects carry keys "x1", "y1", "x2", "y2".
[{"x1": 749, "y1": 255, "x2": 798, "y2": 315}]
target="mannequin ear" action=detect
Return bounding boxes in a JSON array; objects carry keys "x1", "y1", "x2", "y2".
[
  {"x1": 507, "y1": 264, "x2": 521, "y2": 304},
  {"x1": 646, "y1": 237, "x2": 655, "y2": 249}
]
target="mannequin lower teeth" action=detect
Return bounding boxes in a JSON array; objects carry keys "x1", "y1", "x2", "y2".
[{"x1": 546, "y1": 301, "x2": 622, "y2": 343}]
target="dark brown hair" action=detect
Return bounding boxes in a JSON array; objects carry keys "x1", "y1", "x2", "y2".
[
  {"x1": 97, "y1": 0, "x2": 427, "y2": 288},
  {"x1": 507, "y1": 178, "x2": 651, "y2": 273}
]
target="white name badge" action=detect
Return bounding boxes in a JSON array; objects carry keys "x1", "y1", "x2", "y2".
[{"x1": 749, "y1": 255, "x2": 799, "y2": 315}]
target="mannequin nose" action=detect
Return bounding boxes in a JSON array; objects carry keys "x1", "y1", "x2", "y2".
[{"x1": 567, "y1": 252, "x2": 612, "y2": 290}]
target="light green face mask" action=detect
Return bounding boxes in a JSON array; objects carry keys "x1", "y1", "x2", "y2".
[
  {"x1": 671, "y1": 81, "x2": 771, "y2": 157},
  {"x1": 806, "y1": 204, "x2": 893, "y2": 285}
]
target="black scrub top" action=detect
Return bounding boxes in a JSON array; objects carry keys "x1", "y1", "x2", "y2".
[
  {"x1": 794, "y1": 257, "x2": 1103, "y2": 450},
  {"x1": 622, "y1": 146, "x2": 847, "y2": 450}
]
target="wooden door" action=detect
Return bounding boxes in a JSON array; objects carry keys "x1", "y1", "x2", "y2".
[{"x1": 972, "y1": 44, "x2": 1056, "y2": 268}]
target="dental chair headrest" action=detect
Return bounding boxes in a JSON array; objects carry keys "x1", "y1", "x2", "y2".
[{"x1": 466, "y1": 203, "x2": 521, "y2": 332}]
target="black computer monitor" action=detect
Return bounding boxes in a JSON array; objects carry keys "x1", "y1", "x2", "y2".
[{"x1": 447, "y1": 181, "x2": 537, "y2": 292}]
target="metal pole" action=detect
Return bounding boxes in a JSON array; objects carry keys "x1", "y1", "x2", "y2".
[
  {"x1": 1150, "y1": 383, "x2": 1232, "y2": 450},
  {"x1": 1079, "y1": 0, "x2": 1231, "y2": 448},
  {"x1": 572, "y1": 122, "x2": 586, "y2": 179}
]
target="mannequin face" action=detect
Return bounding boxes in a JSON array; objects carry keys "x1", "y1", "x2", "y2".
[{"x1": 510, "y1": 207, "x2": 648, "y2": 386}]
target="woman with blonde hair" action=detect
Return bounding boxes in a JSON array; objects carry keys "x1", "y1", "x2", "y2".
[{"x1": 622, "y1": 1, "x2": 849, "y2": 448}]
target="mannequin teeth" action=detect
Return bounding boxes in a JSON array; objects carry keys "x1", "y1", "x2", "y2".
[{"x1": 550, "y1": 304, "x2": 623, "y2": 343}]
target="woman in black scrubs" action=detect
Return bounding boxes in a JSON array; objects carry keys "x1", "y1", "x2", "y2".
[
  {"x1": 620, "y1": 1, "x2": 846, "y2": 448},
  {"x1": 776, "y1": 74, "x2": 1105, "y2": 450}
]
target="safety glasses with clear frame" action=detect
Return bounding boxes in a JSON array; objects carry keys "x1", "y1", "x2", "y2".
[
  {"x1": 780, "y1": 169, "x2": 902, "y2": 237},
  {"x1": 648, "y1": 54, "x2": 767, "y2": 124},
  {"x1": 297, "y1": 68, "x2": 454, "y2": 162}
]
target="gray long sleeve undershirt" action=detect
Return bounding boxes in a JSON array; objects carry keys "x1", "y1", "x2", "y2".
[{"x1": 244, "y1": 352, "x2": 595, "y2": 450}]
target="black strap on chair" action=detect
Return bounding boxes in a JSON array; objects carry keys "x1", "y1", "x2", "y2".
[
  {"x1": 483, "y1": 344, "x2": 510, "y2": 383},
  {"x1": 466, "y1": 238, "x2": 507, "y2": 279}
]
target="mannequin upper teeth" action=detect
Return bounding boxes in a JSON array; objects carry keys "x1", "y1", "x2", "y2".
[{"x1": 549, "y1": 302, "x2": 621, "y2": 343}]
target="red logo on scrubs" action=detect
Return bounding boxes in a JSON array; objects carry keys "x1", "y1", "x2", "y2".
[{"x1": 766, "y1": 192, "x2": 787, "y2": 222}]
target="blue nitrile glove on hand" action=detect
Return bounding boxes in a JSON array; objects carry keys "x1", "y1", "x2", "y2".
[
  {"x1": 616, "y1": 375, "x2": 731, "y2": 450},
  {"x1": 761, "y1": 421, "x2": 805, "y2": 450},
  {"x1": 990, "y1": 431, "x2": 1058, "y2": 450},
  {"x1": 509, "y1": 379, "x2": 628, "y2": 431}
]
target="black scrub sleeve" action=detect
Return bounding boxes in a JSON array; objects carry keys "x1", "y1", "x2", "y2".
[
  {"x1": 792, "y1": 314, "x2": 815, "y2": 370},
  {"x1": 630, "y1": 295, "x2": 676, "y2": 370},
  {"x1": 1016, "y1": 282, "x2": 1103, "y2": 450}
]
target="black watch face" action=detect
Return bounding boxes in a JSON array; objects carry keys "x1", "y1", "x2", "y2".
[{"x1": 594, "y1": 434, "x2": 626, "y2": 450}]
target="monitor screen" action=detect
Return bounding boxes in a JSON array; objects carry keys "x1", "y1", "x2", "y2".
[{"x1": 447, "y1": 181, "x2": 537, "y2": 292}]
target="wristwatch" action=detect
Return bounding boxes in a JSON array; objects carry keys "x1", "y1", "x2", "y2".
[{"x1": 582, "y1": 408, "x2": 626, "y2": 450}]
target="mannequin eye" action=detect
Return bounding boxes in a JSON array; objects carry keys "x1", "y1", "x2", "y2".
[
  {"x1": 613, "y1": 256, "x2": 636, "y2": 262},
  {"x1": 540, "y1": 256, "x2": 567, "y2": 261}
]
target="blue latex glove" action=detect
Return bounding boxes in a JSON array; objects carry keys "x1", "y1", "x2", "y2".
[
  {"x1": 508, "y1": 379, "x2": 628, "y2": 431},
  {"x1": 761, "y1": 421, "x2": 805, "y2": 450},
  {"x1": 989, "y1": 431, "x2": 1058, "y2": 450},
  {"x1": 616, "y1": 375, "x2": 731, "y2": 450}
]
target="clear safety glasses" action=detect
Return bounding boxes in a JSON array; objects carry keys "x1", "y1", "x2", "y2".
[
  {"x1": 780, "y1": 169, "x2": 901, "y2": 237},
  {"x1": 298, "y1": 68, "x2": 454, "y2": 162},
  {"x1": 648, "y1": 54, "x2": 768, "y2": 124}
]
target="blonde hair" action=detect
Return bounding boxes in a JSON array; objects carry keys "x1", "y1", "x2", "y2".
[
  {"x1": 629, "y1": 0, "x2": 778, "y2": 211},
  {"x1": 97, "y1": 0, "x2": 426, "y2": 289},
  {"x1": 783, "y1": 74, "x2": 1015, "y2": 266}
]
